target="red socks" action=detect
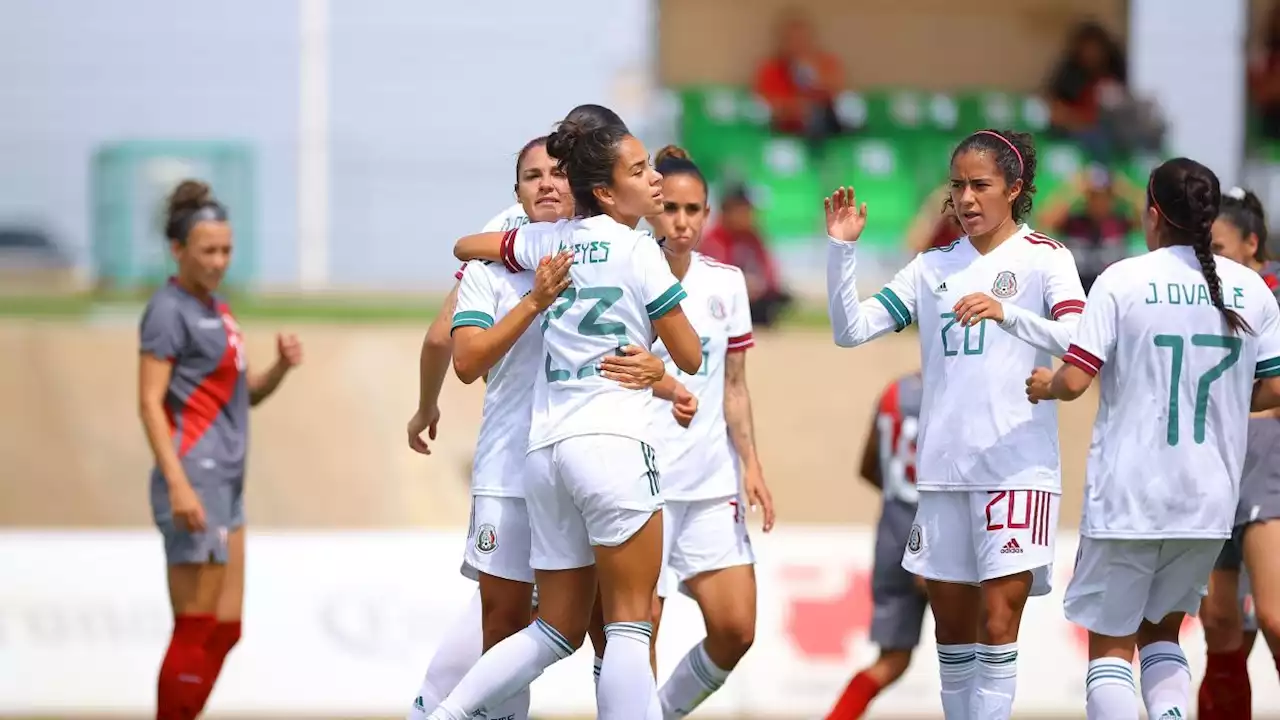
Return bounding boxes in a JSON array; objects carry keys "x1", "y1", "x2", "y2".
[
  {"x1": 192, "y1": 621, "x2": 242, "y2": 715},
  {"x1": 826, "y1": 671, "x2": 883, "y2": 720},
  {"x1": 1198, "y1": 648, "x2": 1251, "y2": 720},
  {"x1": 157, "y1": 614, "x2": 217, "y2": 720}
]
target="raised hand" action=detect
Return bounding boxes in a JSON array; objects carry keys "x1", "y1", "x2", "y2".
[{"x1": 824, "y1": 186, "x2": 868, "y2": 243}]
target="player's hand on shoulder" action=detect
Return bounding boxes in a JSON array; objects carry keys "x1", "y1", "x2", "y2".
[
  {"x1": 1025, "y1": 367, "x2": 1055, "y2": 404},
  {"x1": 276, "y1": 333, "x2": 304, "y2": 368},
  {"x1": 671, "y1": 384, "x2": 699, "y2": 428},
  {"x1": 528, "y1": 251, "x2": 573, "y2": 311},
  {"x1": 953, "y1": 292, "x2": 1004, "y2": 326},
  {"x1": 407, "y1": 405, "x2": 440, "y2": 455},
  {"x1": 598, "y1": 345, "x2": 666, "y2": 390},
  {"x1": 824, "y1": 186, "x2": 867, "y2": 243}
]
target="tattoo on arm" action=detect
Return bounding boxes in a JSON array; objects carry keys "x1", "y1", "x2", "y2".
[{"x1": 723, "y1": 352, "x2": 758, "y2": 465}]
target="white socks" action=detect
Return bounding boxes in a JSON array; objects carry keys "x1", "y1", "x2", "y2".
[
  {"x1": 594, "y1": 655, "x2": 604, "y2": 688},
  {"x1": 407, "y1": 588, "x2": 482, "y2": 720},
  {"x1": 426, "y1": 618, "x2": 574, "y2": 720},
  {"x1": 972, "y1": 642, "x2": 1018, "y2": 720},
  {"x1": 598, "y1": 622, "x2": 658, "y2": 720},
  {"x1": 658, "y1": 640, "x2": 730, "y2": 720},
  {"x1": 1085, "y1": 657, "x2": 1138, "y2": 720},
  {"x1": 937, "y1": 643, "x2": 976, "y2": 720},
  {"x1": 1139, "y1": 642, "x2": 1191, "y2": 720}
]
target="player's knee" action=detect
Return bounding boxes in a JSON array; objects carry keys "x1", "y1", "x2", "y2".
[
  {"x1": 981, "y1": 606, "x2": 1020, "y2": 644},
  {"x1": 705, "y1": 613, "x2": 755, "y2": 664},
  {"x1": 481, "y1": 603, "x2": 533, "y2": 650},
  {"x1": 1200, "y1": 598, "x2": 1243, "y2": 648}
]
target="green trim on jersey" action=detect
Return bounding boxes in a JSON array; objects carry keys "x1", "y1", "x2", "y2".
[
  {"x1": 873, "y1": 287, "x2": 912, "y2": 332},
  {"x1": 1257, "y1": 356, "x2": 1280, "y2": 379},
  {"x1": 646, "y1": 283, "x2": 687, "y2": 319},
  {"x1": 451, "y1": 310, "x2": 494, "y2": 330},
  {"x1": 923, "y1": 239, "x2": 960, "y2": 253}
]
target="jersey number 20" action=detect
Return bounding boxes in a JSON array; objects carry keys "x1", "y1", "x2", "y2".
[{"x1": 1152, "y1": 333, "x2": 1242, "y2": 445}]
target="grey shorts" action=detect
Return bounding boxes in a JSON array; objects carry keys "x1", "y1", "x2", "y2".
[
  {"x1": 150, "y1": 460, "x2": 245, "y2": 565},
  {"x1": 870, "y1": 500, "x2": 929, "y2": 651}
]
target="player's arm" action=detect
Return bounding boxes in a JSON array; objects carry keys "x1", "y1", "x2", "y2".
[
  {"x1": 247, "y1": 358, "x2": 292, "y2": 406},
  {"x1": 636, "y1": 237, "x2": 702, "y2": 374},
  {"x1": 724, "y1": 351, "x2": 761, "y2": 468},
  {"x1": 452, "y1": 256, "x2": 571, "y2": 384},
  {"x1": 1027, "y1": 271, "x2": 1116, "y2": 404},
  {"x1": 137, "y1": 302, "x2": 193, "y2": 492},
  {"x1": 993, "y1": 245, "x2": 1086, "y2": 357},
  {"x1": 826, "y1": 242, "x2": 918, "y2": 347},
  {"x1": 420, "y1": 280, "x2": 461, "y2": 404},
  {"x1": 1251, "y1": 294, "x2": 1280, "y2": 411},
  {"x1": 858, "y1": 409, "x2": 883, "y2": 489},
  {"x1": 455, "y1": 223, "x2": 561, "y2": 274}
]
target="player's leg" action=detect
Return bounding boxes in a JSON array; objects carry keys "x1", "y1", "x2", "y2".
[
  {"x1": 1064, "y1": 537, "x2": 1157, "y2": 720},
  {"x1": 659, "y1": 497, "x2": 757, "y2": 720},
  {"x1": 426, "y1": 446, "x2": 596, "y2": 720},
  {"x1": 469, "y1": 496, "x2": 538, "y2": 720},
  {"x1": 569, "y1": 435, "x2": 666, "y2": 720},
  {"x1": 193, "y1": 475, "x2": 246, "y2": 716},
  {"x1": 589, "y1": 588, "x2": 607, "y2": 688},
  {"x1": 1135, "y1": 539, "x2": 1225, "y2": 720},
  {"x1": 902, "y1": 490, "x2": 981, "y2": 720},
  {"x1": 152, "y1": 468, "x2": 228, "y2": 720},
  {"x1": 647, "y1": 501, "x2": 682, "y2": 684},
  {"x1": 1197, "y1": 538, "x2": 1248, "y2": 720},
  {"x1": 406, "y1": 588, "x2": 482, "y2": 720},
  {"x1": 971, "y1": 489, "x2": 1060, "y2": 720},
  {"x1": 1242, "y1": 519, "x2": 1280, "y2": 680},
  {"x1": 829, "y1": 501, "x2": 928, "y2": 720}
]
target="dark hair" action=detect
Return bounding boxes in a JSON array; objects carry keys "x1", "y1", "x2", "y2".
[
  {"x1": 563, "y1": 104, "x2": 628, "y2": 134},
  {"x1": 546, "y1": 119, "x2": 630, "y2": 217},
  {"x1": 164, "y1": 180, "x2": 227, "y2": 244},
  {"x1": 1066, "y1": 22, "x2": 1127, "y2": 81},
  {"x1": 1218, "y1": 187, "x2": 1269, "y2": 263},
  {"x1": 1149, "y1": 157, "x2": 1251, "y2": 334},
  {"x1": 515, "y1": 135, "x2": 550, "y2": 178},
  {"x1": 950, "y1": 129, "x2": 1038, "y2": 223},
  {"x1": 654, "y1": 145, "x2": 707, "y2": 198}
]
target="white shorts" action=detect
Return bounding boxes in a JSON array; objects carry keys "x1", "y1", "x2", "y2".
[
  {"x1": 902, "y1": 489, "x2": 1059, "y2": 596},
  {"x1": 658, "y1": 495, "x2": 756, "y2": 599},
  {"x1": 525, "y1": 434, "x2": 664, "y2": 571},
  {"x1": 1064, "y1": 536, "x2": 1222, "y2": 638},
  {"x1": 460, "y1": 494, "x2": 534, "y2": 584}
]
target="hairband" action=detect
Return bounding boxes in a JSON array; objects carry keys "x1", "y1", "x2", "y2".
[
  {"x1": 172, "y1": 204, "x2": 228, "y2": 241},
  {"x1": 1147, "y1": 176, "x2": 1190, "y2": 231},
  {"x1": 971, "y1": 130, "x2": 1024, "y2": 176},
  {"x1": 1226, "y1": 186, "x2": 1247, "y2": 200}
]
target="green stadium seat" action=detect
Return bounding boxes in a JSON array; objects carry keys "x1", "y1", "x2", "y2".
[
  {"x1": 1034, "y1": 142, "x2": 1086, "y2": 206},
  {"x1": 736, "y1": 136, "x2": 826, "y2": 242},
  {"x1": 860, "y1": 89, "x2": 928, "y2": 135}
]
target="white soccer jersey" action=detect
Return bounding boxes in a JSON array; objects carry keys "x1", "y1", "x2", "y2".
[
  {"x1": 827, "y1": 225, "x2": 1086, "y2": 493},
  {"x1": 451, "y1": 260, "x2": 539, "y2": 497},
  {"x1": 1063, "y1": 246, "x2": 1280, "y2": 539},
  {"x1": 503, "y1": 215, "x2": 688, "y2": 451},
  {"x1": 650, "y1": 253, "x2": 755, "y2": 500},
  {"x1": 455, "y1": 205, "x2": 531, "y2": 281}
]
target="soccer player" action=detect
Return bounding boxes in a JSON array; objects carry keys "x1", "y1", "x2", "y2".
[
  {"x1": 825, "y1": 129, "x2": 1086, "y2": 720},
  {"x1": 427, "y1": 115, "x2": 703, "y2": 720},
  {"x1": 826, "y1": 371, "x2": 928, "y2": 720},
  {"x1": 1198, "y1": 185, "x2": 1280, "y2": 719},
  {"x1": 1025, "y1": 157, "x2": 1280, "y2": 720},
  {"x1": 404, "y1": 106, "x2": 633, "y2": 720},
  {"x1": 138, "y1": 180, "x2": 302, "y2": 720},
  {"x1": 620, "y1": 145, "x2": 776, "y2": 720}
]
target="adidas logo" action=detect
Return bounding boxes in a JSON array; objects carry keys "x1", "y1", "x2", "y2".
[
  {"x1": 414, "y1": 696, "x2": 425, "y2": 710},
  {"x1": 936, "y1": 281, "x2": 948, "y2": 292},
  {"x1": 1158, "y1": 709, "x2": 1185, "y2": 719},
  {"x1": 1001, "y1": 538, "x2": 1023, "y2": 554}
]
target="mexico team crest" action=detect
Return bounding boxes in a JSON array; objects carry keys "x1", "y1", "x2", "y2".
[
  {"x1": 906, "y1": 524, "x2": 923, "y2": 554},
  {"x1": 475, "y1": 524, "x2": 498, "y2": 554},
  {"x1": 991, "y1": 270, "x2": 1018, "y2": 298},
  {"x1": 708, "y1": 296, "x2": 727, "y2": 320}
]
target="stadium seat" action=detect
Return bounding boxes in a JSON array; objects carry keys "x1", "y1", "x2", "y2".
[
  {"x1": 734, "y1": 136, "x2": 826, "y2": 242},
  {"x1": 1033, "y1": 142, "x2": 1086, "y2": 206}
]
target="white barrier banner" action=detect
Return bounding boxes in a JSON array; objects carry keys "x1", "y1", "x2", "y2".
[{"x1": 2, "y1": 529, "x2": 1278, "y2": 716}]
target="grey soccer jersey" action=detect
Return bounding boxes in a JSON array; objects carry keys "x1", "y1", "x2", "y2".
[{"x1": 139, "y1": 280, "x2": 250, "y2": 469}]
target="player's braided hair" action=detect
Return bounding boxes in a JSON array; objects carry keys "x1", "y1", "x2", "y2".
[
  {"x1": 1149, "y1": 157, "x2": 1253, "y2": 335},
  {"x1": 949, "y1": 129, "x2": 1038, "y2": 223}
]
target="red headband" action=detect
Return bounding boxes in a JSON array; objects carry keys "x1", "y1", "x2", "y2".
[{"x1": 971, "y1": 130, "x2": 1024, "y2": 176}]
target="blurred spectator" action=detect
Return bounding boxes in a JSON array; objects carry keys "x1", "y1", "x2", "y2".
[
  {"x1": 700, "y1": 186, "x2": 794, "y2": 327},
  {"x1": 754, "y1": 9, "x2": 846, "y2": 144},
  {"x1": 1248, "y1": 2, "x2": 1280, "y2": 140},
  {"x1": 905, "y1": 184, "x2": 963, "y2": 254},
  {"x1": 1038, "y1": 164, "x2": 1144, "y2": 292},
  {"x1": 1044, "y1": 22, "x2": 1153, "y2": 161}
]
